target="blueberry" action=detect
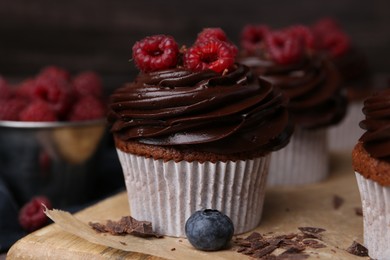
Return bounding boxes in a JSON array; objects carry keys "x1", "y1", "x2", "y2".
[{"x1": 185, "y1": 209, "x2": 234, "y2": 251}]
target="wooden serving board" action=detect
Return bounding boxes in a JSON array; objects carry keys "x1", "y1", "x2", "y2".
[{"x1": 7, "y1": 152, "x2": 369, "y2": 259}]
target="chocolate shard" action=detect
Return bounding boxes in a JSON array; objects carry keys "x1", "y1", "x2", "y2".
[
  {"x1": 297, "y1": 227, "x2": 326, "y2": 234},
  {"x1": 252, "y1": 244, "x2": 278, "y2": 258},
  {"x1": 333, "y1": 195, "x2": 344, "y2": 209},
  {"x1": 89, "y1": 216, "x2": 163, "y2": 238},
  {"x1": 346, "y1": 241, "x2": 369, "y2": 257},
  {"x1": 354, "y1": 207, "x2": 363, "y2": 216}
]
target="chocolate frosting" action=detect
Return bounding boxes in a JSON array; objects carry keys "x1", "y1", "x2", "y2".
[
  {"x1": 332, "y1": 47, "x2": 372, "y2": 101},
  {"x1": 108, "y1": 64, "x2": 293, "y2": 155},
  {"x1": 359, "y1": 89, "x2": 390, "y2": 161},
  {"x1": 238, "y1": 54, "x2": 347, "y2": 129}
]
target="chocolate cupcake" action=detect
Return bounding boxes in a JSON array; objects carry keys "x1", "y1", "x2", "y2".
[
  {"x1": 239, "y1": 24, "x2": 347, "y2": 186},
  {"x1": 352, "y1": 88, "x2": 390, "y2": 259},
  {"x1": 311, "y1": 17, "x2": 373, "y2": 152},
  {"x1": 108, "y1": 29, "x2": 293, "y2": 236}
]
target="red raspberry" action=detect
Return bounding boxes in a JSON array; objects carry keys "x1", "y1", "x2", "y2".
[
  {"x1": 312, "y1": 17, "x2": 341, "y2": 35},
  {"x1": 72, "y1": 71, "x2": 103, "y2": 98},
  {"x1": 19, "y1": 101, "x2": 58, "y2": 122},
  {"x1": 265, "y1": 31, "x2": 304, "y2": 65},
  {"x1": 19, "y1": 196, "x2": 52, "y2": 232},
  {"x1": 240, "y1": 24, "x2": 270, "y2": 53},
  {"x1": 196, "y1": 27, "x2": 238, "y2": 56},
  {"x1": 0, "y1": 98, "x2": 27, "y2": 121},
  {"x1": 32, "y1": 74, "x2": 73, "y2": 118},
  {"x1": 318, "y1": 30, "x2": 350, "y2": 58},
  {"x1": 132, "y1": 35, "x2": 179, "y2": 72},
  {"x1": 13, "y1": 78, "x2": 36, "y2": 99},
  {"x1": 183, "y1": 39, "x2": 235, "y2": 73},
  {"x1": 285, "y1": 25, "x2": 315, "y2": 50},
  {"x1": 38, "y1": 65, "x2": 71, "y2": 81},
  {"x1": 0, "y1": 76, "x2": 11, "y2": 100},
  {"x1": 68, "y1": 96, "x2": 105, "y2": 121}
]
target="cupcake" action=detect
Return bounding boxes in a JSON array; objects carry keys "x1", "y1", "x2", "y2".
[
  {"x1": 352, "y1": 88, "x2": 390, "y2": 259},
  {"x1": 108, "y1": 29, "x2": 293, "y2": 237},
  {"x1": 238, "y1": 24, "x2": 347, "y2": 186},
  {"x1": 311, "y1": 17, "x2": 373, "y2": 152}
]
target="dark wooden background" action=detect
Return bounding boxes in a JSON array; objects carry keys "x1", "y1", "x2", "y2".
[{"x1": 0, "y1": 0, "x2": 389, "y2": 92}]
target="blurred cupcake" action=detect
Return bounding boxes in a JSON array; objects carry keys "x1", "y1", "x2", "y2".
[
  {"x1": 352, "y1": 88, "x2": 390, "y2": 259},
  {"x1": 108, "y1": 29, "x2": 293, "y2": 236},
  {"x1": 238, "y1": 24, "x2": 347, "y2": 186},
  {"x1": 311, "y1": 17, "x2": 373, "y2": 152}
]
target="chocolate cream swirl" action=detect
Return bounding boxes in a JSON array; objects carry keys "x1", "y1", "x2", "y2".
[
  {"x1": 108, "y1": 64, "x2": 293, "y2": 155},
  {"x1": 359, "y1": 89, "x2": 390, "y2": 161},
  {"x1": 239, "y1": 54, "x2": 347, "y2": 129}
]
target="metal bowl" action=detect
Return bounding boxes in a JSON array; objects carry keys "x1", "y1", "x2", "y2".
[{"x1": 0, "y1": 119, "x2": 108, "y2": 208}]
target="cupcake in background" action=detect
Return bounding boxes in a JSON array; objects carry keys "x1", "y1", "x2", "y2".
[
  {"x1": 352, "y1": 88, "x2": 390, "y2": 260},
  {"x1": 311, "y1": 17, "x2": 373, "y2": 153},
  {"x1": 108, "y1": 29, "x2": 293, "y2": 237},
  {"x1": 238, "y1": 24, "x2": 347, "y2": 186}
]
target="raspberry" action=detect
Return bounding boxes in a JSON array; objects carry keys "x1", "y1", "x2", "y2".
[
  {"x1": 19, "y1": 101, "x2": 58, "y2": 122},
  {"x1": 312, "y1": 17, "x2": 341, "y2": 35},
  {"x1": 183, "y1": 39, "x2": 235, "y2": 73},
  {"x1": 0, "y1": 98, "x2": 27, "y2": 121},
  {"x1": 19, "y1": 196, "x2": 52, "y2": 232},
  {"x1": 319, "y1": 30, "x2": 350, "y2": 58},
  {"x1": 196, "y1": 28, "x2": 238, "y2": 55},
  {"x1": 0, "y1": 76, "x2": 11, "y2": 100},
  {"x1": 285, "y1": 25, "x2": 315, "y2": 50},
  {"x1": 265, "y1": 31, "x2": 304, "y2": 65},
  {"x1": 13, "y1": 78, "x2": 36, "y2": 99},
  {"x1": 240, "y1": 24, "x2": 270, "y2": 53},
  {"x1": 38, "y1": 65, "x2": 71, "y2": 81},
  {"x1": 32, "y1": 74, "x2": 73, "y2": 118},
  {"x1": 68, "y1": 96, "x2": 105, "y2": 121},
  {"x1": 132, "y1": 35, "x2": 179, "y2": 72},
  {"x1": 72, "y1": 71, "x2": 103, "y2": 98}
]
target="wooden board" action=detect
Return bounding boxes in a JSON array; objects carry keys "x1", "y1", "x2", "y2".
[{"x1": 7, "y1": 152, "x2": 369, "y2": 259}]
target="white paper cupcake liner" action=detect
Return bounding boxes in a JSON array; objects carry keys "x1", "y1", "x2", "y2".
[
  {"x1": 328, "y1": 101, "x2": 365, "y2": 152},
  {"x1": 355, "y1": 172, "x2": 390, "y2": 260},
  {"x1": 116, "y1": 149, "x2": 270, "y2": 237},
  {"x1": 267, "y1": 128, "x2": 328, "y2": 186}
]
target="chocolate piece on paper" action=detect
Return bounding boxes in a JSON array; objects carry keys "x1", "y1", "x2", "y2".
[
  {"x1": 346, "y1": 241, "x2": 369, "y2": 257},
  {"x1": 333, "y1": 195, "x2": 344, "y2": 209},
  {"x1": 89, "y1": 216, "x2": 163, "y2": 238}
]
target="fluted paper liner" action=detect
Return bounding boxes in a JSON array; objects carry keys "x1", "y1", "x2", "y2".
[
  {"x1": 329, "y1": 101, "x2": 365, "y2": 152},
  {"x1": 355, "y1": 172, "x2": 390, "y2": 260},
  {"x1": 116, "y1": 150, "x2": 270, "y2": 237},
  {"x1": 268, "y1": 128, "x2": 328, "y2": 186}
]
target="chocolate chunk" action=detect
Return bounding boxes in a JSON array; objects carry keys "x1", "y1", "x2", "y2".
[
  {"x1": 346, "y1": 241, "x2": 369, "y2": 257},
  {"x1": 333, "y1": 195, "x2": 344, "y2": 209},
  {"x1": 354, "y1": 207, "x2": 363, "y2": 216},
  {"x1": 298, "y1": 227, "x2": 326, "y2": 234},
  {"x1": 89, "y1": 216, "x2": 163, "y2": 238},
  {"x1": 252, "y1": 244, "x2": 278, "y2": 258}
]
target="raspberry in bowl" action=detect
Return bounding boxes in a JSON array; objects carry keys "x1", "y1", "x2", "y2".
[
  {"x1": 108, "y1": 29, "x2": 293, "y2": 237},
  {"x1": 0, "y1": 66, "x2": 108, "y2": 208}
]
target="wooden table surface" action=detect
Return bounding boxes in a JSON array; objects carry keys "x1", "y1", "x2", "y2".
[{"x1": 7, "y1": 152, "x2": 368, "y2": 259}]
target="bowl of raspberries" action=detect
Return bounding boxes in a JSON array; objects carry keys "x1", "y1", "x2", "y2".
[{"x1": 0, "y1": 66, "x2": 108, "y2": 210}]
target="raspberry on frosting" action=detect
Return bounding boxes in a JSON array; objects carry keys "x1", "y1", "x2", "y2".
[
  {"x1": 132, "y1": 35, "x2": 179, "y2": 72},
  {"x1": 131, "y1": 29, "x2": 238, "y2": 74},
  {"x1": 240, "y1": 24, "x2": 270, "y2": 54},
  {"x1": 183, "y1": 39, "x2": 236, "y2": 73},
  {"x1": 265, "y1": 30, "x2": 304, "y2": 65}
]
